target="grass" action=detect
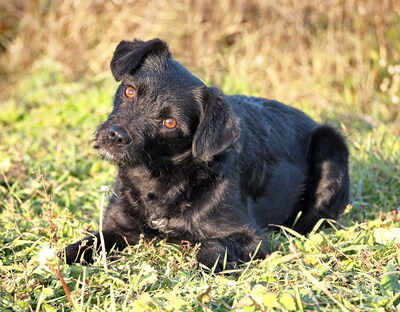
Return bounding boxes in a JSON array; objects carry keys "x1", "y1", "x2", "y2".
[
  {"x1": 0, "y1": 58, "x2": 399, "y2": 312},
  {"x1": 1, "y1": 0, "x2": 400, "y2": 311}
]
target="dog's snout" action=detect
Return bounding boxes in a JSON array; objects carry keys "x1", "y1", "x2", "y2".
[{"x1": 108, "y1": 126, "x2": 131, "y2": 145}]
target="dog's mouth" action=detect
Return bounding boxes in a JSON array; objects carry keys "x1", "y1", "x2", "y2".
[
  {"x1": 95, "y1": 145, "x2": 118, "y2": 162},
  {"x1": 91, "y1": 124, "x2": 142, "y2": 166},
  {"x1": 93, "y1": 140, "x2": 141, "y2": 167}
]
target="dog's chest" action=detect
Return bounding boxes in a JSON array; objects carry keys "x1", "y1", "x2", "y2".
[
  {"x1": 144, "y1": 187, "x2": 191, "y2": 214},
  {"x1": 121, "y1": 165, "x2": 211, "y2": 234},
  {"x1": 135, "y1": 191, "x2": 190, "y2": 235},
  {"x1": 125, "y1": 179, "x2": 190, "y2": 231}
]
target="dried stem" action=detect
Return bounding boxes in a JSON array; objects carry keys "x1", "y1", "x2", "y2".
[
  {"x1": 99, "y1": 189, "x2": 108, "y2": 271},
  {"x1": 55, "y1": 267, "x2": 75, "y2": 308}
]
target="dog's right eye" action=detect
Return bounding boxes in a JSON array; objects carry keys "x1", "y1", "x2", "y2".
[
  {"x1": 124, "y1": 86, "x2": 137, "y2": 98},
  {"x1": 163, "y1": 118, "x2": 177, "y2": 129}
]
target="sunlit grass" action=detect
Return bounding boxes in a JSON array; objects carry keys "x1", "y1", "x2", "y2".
[{"x1": 0, "y1": 59, "x2": 399, "y2": 311}]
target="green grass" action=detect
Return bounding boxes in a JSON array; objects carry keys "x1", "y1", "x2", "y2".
[{"x1": 0, "y1": 61, "x2": 399, "y2": 311}]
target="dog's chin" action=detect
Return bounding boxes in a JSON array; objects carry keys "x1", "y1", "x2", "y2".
[{"x1": 97, "y1": 148, "x2": 138, "y2": 167}]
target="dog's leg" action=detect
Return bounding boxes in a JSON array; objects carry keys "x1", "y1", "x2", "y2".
[
  {"x1": 292, "y1": 125, "x2": 350, "y2": 234},
  {"x1": 196, "y1": 227, "x2": 269, "y2": 272},
  {"x1": 63, "y1": 230, "x2": 130, "y2": 265},
  {"x1": 63, "y1": 198, "x2": 146, "y2": 264}
]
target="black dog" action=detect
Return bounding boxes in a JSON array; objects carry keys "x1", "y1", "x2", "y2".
[{"x1": 64, "y1": 38, "x2": 349, "y2": 272}]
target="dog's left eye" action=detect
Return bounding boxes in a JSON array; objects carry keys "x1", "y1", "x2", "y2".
[
  {"x1": 124, "y1": 86, "x2": 137, "y2": 98},
  {"x1": 163, "y1": 118, "x2": 177, "y2": 129}
]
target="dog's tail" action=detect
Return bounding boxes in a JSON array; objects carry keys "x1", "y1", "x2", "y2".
[{"x1": 292, "y1": 125, "x2": 350, "y2": 234}]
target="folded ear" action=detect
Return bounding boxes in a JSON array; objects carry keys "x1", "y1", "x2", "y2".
[
  {"x1": 110, "y1": 38, "x2": 170, "y2": 81},
  {"x1": 192, "y1": 87, "x2": 239, "y2": 161}
]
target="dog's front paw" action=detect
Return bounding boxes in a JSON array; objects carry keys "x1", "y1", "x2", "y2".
[
  {"x1": 148, "y1": 217, "x2": 175, "y2": 234},
  {"x1": 148, "y1": 217, "x2": 168, "y2": 230},
  {"x1": 197, "y1": 239, "x2": 238, "y2": 273},
  {"x1": 62, "y1": 239, "x2": 95, "y2": 265}
]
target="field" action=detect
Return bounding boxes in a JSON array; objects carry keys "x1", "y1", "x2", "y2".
[{"x1": 0, "y1": 0, "x2": 399, "y2": 311}]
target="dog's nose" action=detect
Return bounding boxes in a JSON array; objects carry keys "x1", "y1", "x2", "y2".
[{"x1": 108, "y1": 126, "x2": 131, "y2": 145}]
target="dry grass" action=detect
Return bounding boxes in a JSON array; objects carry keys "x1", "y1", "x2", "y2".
[{"x1": 1, "y1": 0, "x2": 400, "y2": 127}]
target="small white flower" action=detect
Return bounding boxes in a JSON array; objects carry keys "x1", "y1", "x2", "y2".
[
  {"x1": 380, "y1": 77, "x2": 390, "y2": 92},
  {"x1": 255, "y1": 55, "x2": 264, "y2": 65},
  {"x1": 38, "y1": 246, "x2": 61, "y2": 267},
  {"x1": 358, "y1": 6, "x2": 366, "y2": 15},
  {"x1": 378, "y1": 59, "x2": 387, "y2": 67},
  {"x1": 100, "y1": 185, "x2": 110, "y2": 193}
]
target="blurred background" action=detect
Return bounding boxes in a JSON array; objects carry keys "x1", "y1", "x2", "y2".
[{"x1": 1, "y1": 0, "x2": 399, "y2": 130}]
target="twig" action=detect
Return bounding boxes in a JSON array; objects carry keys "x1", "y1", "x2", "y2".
[{"x1": 55, "y1": 268, "x2": 75, "y2": 308}]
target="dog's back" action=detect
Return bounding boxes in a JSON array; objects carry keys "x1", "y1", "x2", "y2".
[{"x1": 227, "y1": 95, "x2": 348, "y2": 232}]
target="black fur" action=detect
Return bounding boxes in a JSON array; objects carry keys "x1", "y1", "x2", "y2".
[{"x1": 64, "y1": 38, "x2": 350, "y2": 272}]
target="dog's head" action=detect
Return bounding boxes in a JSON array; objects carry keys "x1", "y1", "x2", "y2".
[{"x1": 94, "y1": 38, "x2": 238, "y2": 167}]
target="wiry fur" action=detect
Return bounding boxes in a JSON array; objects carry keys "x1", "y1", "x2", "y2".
[{"x1": 64, "y1": 38, "x2": 350, "y2": 272}]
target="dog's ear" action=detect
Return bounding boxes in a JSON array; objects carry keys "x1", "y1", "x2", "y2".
[
  {"x1": 192, "y1": 87, "x2": 239, "y2": 161},
  {"x1": 110, "y1": 38, "x2": 170, "y2": 81}
]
